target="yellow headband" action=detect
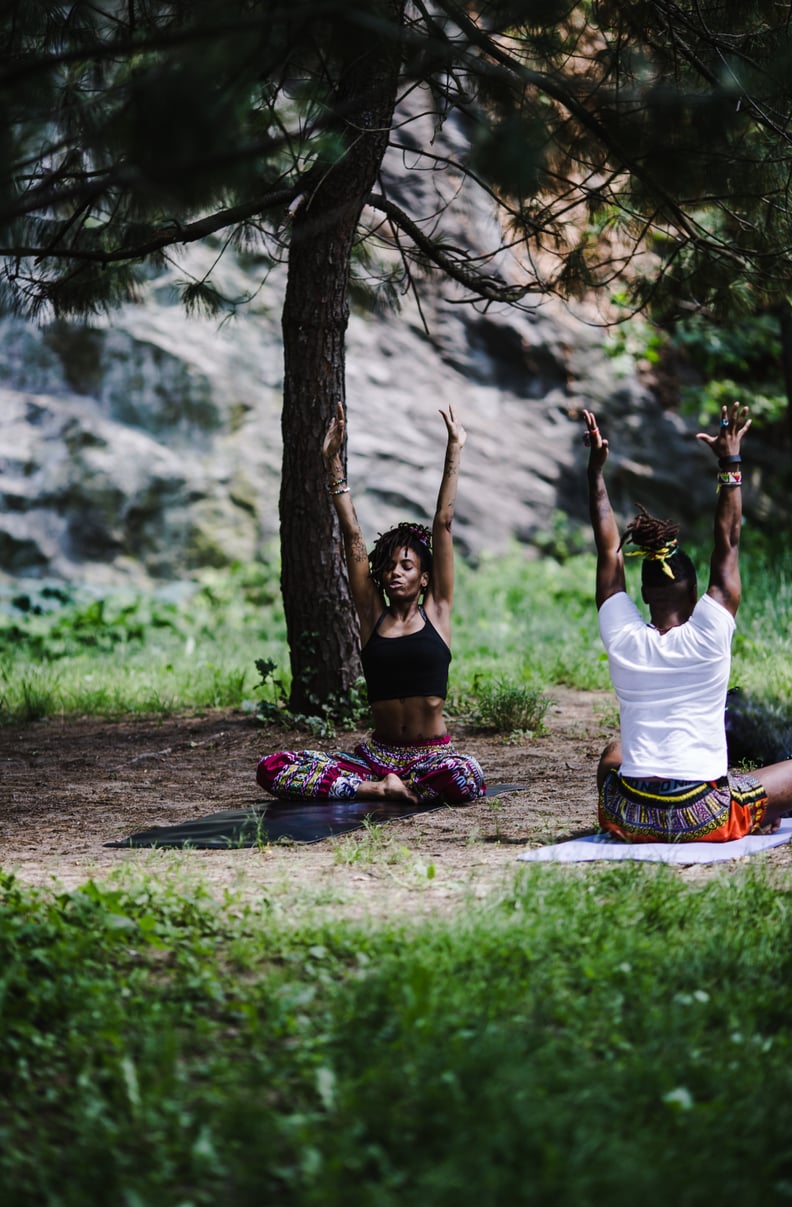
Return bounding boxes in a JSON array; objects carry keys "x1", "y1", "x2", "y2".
[{"x1": 624, "y1": 540, "x2": 679, "y2": 580}]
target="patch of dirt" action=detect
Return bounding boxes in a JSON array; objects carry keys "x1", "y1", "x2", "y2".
[{"x1": 2, "y1": 688, "x2": 788, "y2": 919}]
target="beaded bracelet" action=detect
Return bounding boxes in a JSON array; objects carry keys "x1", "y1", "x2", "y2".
[
  {"x1": 717, "y1": 470, "x2": 742, "y2": 490},
  {"x1": 718, "y1": 455, "x2": 742, "y2": 467},
  {"x1": 327, "y1": 475, "x2": 347, "y2": 488},
  {"x1": 328, "y1": 484, "x2": 350, "y2": 496}
]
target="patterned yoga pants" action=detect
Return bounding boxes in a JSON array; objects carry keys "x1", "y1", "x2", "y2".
[
  {"x1": 257, "y1": 733, "x2": 486, "y2": 804},
  {"x1": 598, "y1": 770, "x2": 768, "y2": 842}
]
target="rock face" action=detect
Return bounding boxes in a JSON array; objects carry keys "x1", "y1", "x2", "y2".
[
  {"x1": 0, "y1": 260, "x2": 284, "y2": 582},
  {"x1": 0, "y1": 254, "x2": 783, "y2": 586}
]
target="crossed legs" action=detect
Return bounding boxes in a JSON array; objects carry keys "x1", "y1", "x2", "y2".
[
  {"x1": 596, "y1": 739, "x2": 792, "y2": 831},
  {"x1": 756, "y1": 760, "x2": 792, "y2": 827},
  {"x1": 596, "y1": 739, "x2": 622, "y2": 792}
]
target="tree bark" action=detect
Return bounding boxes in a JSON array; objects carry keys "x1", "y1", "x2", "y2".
[{"x1": 280, "y1": 3, "x2": 404, "y2": 713}]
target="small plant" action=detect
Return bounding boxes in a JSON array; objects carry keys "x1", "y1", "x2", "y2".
[
  {"x1": 593, "y1": 699, "x2": 620, "y2": 732},
  {"x1": 254, "y1": 657, "x2": 369, "y2": 737},
  {"x1": 225, "y1": 810, "x2": 271, "y2": 850},
  {"x1": 333, "y1": 817, "x2": 413, "y2": 867},
  {"x1": 485, "y1": 796, "x2": 507, "y2": 840},
  {"x1": 253, "y1": 657, "x2": 292, "y2": 726},
  {"x1": 0, "y1": 663, "x2": 62, "y2": 722},
  {"x1": 470, "y1": 677, "x2": 552, "y2": 737}
]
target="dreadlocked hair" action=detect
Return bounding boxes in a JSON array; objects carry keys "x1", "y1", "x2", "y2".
[
  {"x1": 369, "y1": 522, "x2": 433, "y2": 593},
  {"x1": 619, "y1": 504, "x2": 695, "y2": 587}
]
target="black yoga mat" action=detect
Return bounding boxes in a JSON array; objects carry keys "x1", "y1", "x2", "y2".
[{"x1": 105, "y1": 784, "x2": 526, "y2": 849}]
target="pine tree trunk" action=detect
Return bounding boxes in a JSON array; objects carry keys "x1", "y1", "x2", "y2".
[{"x1": 280, "y1": 4, "x2": 404, "y2": 713}]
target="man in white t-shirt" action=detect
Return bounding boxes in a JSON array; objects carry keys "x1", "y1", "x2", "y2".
[{"x1": 583, "y1": 402, "x2": 792, "y2": 842}]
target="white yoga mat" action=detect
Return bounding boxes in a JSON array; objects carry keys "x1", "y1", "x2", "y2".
[{"x1": 518, "y1": 818, "x2": 792, "y2": 865}]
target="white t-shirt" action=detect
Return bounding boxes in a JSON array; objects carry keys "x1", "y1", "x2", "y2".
[{"x1": 598, "y1": 591, "x2": 735, "y2": 780}]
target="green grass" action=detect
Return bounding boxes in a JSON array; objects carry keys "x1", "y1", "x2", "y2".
[
  {"x1": 0, "y1": 559, "x2": 287, "y2": 722},
  {"x1": 1, "y1": 535, "x2": 792, "y2": 723},
  {"x1": 3, "y1": 864, "x2": 792, "y2": 1204}
]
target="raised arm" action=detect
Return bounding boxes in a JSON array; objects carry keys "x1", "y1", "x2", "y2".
[
  {"x1": 323, "y1": 400, "x2": 383, "y2": 639},
  {"x1": 583, "y1": 408, "x2": 625, "y2": 608},
  {"x1": 696, "y1": 401, "x2": 751, "y2": 617},
  {"x1": 423, "y1": 405, "x2": 466, "y2": 643}
]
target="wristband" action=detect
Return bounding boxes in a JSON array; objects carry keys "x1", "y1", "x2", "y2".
[{"x1": 718, "y1": 455, "x2": 742, "y2": 467}]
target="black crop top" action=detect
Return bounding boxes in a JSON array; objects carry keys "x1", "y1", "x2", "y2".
[{"x1": 361, "y1": 607, "x2": 451, "y2": 703}]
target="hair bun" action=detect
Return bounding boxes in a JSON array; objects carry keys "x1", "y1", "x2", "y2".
[{"x1": 619, "y1": 504, "x2": 681, "y2": 580}]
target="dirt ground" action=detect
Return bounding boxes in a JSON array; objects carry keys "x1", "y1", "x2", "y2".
[{"x1": 2, "y1": 687, "x2": 789, "y2": 920}]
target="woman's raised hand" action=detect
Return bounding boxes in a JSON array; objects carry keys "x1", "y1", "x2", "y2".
[
  {"x1": 439, "y1": 404, "x2": 467, "y2": 449},
  {"x1": 582, "y1": 408, "x2": 608, "y2": 466},
  {"x1": 322, "y1": 400, "x2": 345, "y2": 465}
]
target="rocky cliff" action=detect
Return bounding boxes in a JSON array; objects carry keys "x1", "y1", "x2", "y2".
[{"x1": 0, "y1": 249, "x2": 782, "y2": 588}]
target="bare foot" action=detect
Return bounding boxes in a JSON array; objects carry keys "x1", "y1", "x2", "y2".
[{"x1": 355, "y1": 773, "x2": 418, "y2": 804}]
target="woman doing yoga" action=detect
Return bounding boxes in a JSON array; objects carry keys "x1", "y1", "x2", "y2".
[
  {"x1": 584, "y1": 400, "x2": 792, "y2": 842},
  {"x1": 256, "y1": 402, "x2": 486, "y2": 805}
]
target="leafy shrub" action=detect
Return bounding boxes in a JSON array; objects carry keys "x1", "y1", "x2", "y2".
[
  {"x1": 605, "y1": 309, "x2": 788, "y2": 428},
  {"x1": 469, "y1": 676, "x2": 552, "y2": 735},
  {"x1": 254, "y1": 657, "x2": 369, "y2": 737},
  {"x1": 680, "y1": 375, "x2": 786, "y2": 428}
]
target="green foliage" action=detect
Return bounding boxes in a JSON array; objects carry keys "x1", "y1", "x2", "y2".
[
  {"x1": 673, "y1": 314, "x2": 787, "y2": 426},
  {"x1": 4, "y1": 866, "x2": 792, "y2": 1202},
  {"x1": 0, "y1": 591, "x2": 182, "y2": 660},
  {"x1": 682, "y1": 376, "x2": 787, "y2": 428},
  {"x1": 447, "y1": 548, "x2": 613, "y2": 703},
  {"x1": 606, "y1": 308, "x2": 788, "y2": 429},
  {"x1": 254, "y1": 656, "x2": 369, "y2": 738},
  {"x1": 0, "y1": 558, "x2": 286, "y2": 722},
  {"x1": 533, "y1": 509, "x2": 591, "y2": 562},
  {"x1": 604, "y1": 315, "x2": 667, "y2": 366},
  {"x1": 468, "y1": 676, "x2": 552, "y2": 737},
  {"x1": 673, "y1": 312, "x2": 783, "y2": 379}
]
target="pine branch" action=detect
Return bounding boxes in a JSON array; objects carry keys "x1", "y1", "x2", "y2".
[
  {"x1": 367, "y1": 191, "x2": 531, "y2": 303},
  {"x1": 1, "y1": 128, "x2": 309, "y2": 226},
  {"x1": 428, "y1": 0, "x2": 775, "y2": 263},
  {"x1": 0, "y1": 188, "x2": 296, "y2": 264}
]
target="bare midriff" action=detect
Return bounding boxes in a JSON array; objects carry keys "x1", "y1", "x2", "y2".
[{"x1": 370, "y1": 696, "x2": 447, "y2": 744}]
